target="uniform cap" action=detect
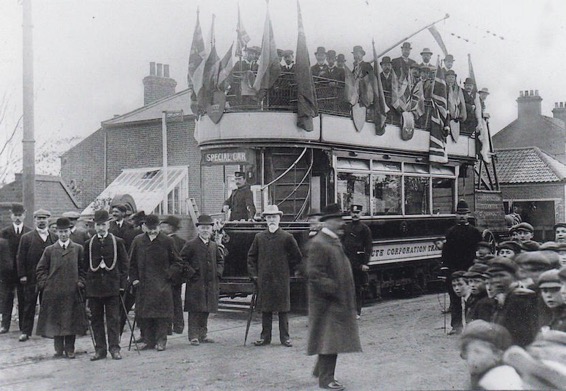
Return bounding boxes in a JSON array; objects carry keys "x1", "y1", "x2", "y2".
[
  {"x1": 315, "y1": 46, "x2": 326, "y2": 55},
  {"x1": 161, "y1": 215, "x2": 181, "y2": 230},
  {"x1": 234, "y1": 171, "x2": 246, "y2": 178},
  {"x1": 350, "y1": 204, "x2": 363, "y2": 213},
  {"x1": 261, "y1": 205, "x2": 283, "y2": 216},
  {"x1": 34, "y1": 209, "x2": 51, "y2": 218},
  {"x1": 460, "y1": 320, "x2": 513, "y2": 352},
  {"x1": 144, "y1": 214, "x2": 160, "y2": 229},
  {"x1": 538, "y1": 269, "x2": 562, "y2": 289},
  {"x1": 56, "y1": 217, "x2": 72, "y2": 230},
  {"x1": 420, "y1": 47, "x2": 433, "y2": 55},
  {"x1": 487, "y1": 256, "x2": 518, "y2": 276},
  {"x1": 464, "y1": 262, "x2": 490, "y2": 278},
  {"x1": 195, "y1": 214, "x2": 214, "y2": 226},
  {"x1": 516, "y1": 222, "x2": 534, "y2": 232},
  {"x1": 10, "y1": 203, "x2": 25, "y2": 214}
]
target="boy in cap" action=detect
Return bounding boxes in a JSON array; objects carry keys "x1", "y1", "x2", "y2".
[
  {"x1": 449, "y1": 271, "x2": 469, "y2": 334},
  {"x1": 496, "y1": 241, "x2": 521, "y2": 258},
  {"x1": 474, "y1": 241, "x2": 494, "y2": 264},
  {"x1": 181, "y1": 215, "x2": 224, "y2": 345},
  {"x1": 515, "y1": 222, "x2": 535, "y2": 243},
  {"x1": 459, "y1": 320, "x2": 515, "y2": 389},
  {"x1": 36, "y1": 217, "x2": 86, "y2": 358},
  {"x1": 223, "y1": 171, "x2": 256, "y2": 221},
  {"x1": 538, "y1": 269, "x2": 566, "y2": 332},
  {"x1": 464, "y1": 263, "x2": 493, "y2": 323}
]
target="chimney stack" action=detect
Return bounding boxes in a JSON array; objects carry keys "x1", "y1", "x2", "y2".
[
  {"x1": 143, "y1": 62, "x2": 177, "y2": 105},
  {"x1": 517, "y1": 89, "x2": 542, "y2": 119},
  {"x1": 552, "y1": 101, "x2": 566, "y2": 125}
]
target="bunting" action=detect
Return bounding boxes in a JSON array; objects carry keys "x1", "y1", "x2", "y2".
[
  {"x1": 371, "y1": 39, "x2": 389, "y2": 135},
  {"x1": 235, "y1": 4, "x2": 251, "y2": 58},
  {"x1": 295, "y1": 1, "x2": 318, "y2": 132},
  {"x1": 253, "y1": 5, "x2": 281, "y2": 92},
  {"x1": 188, "y1": 8, "x2": 206, "y2": 103},
  {"x1": 429, "y1": 61, "x2": 449, "y2": 164}
]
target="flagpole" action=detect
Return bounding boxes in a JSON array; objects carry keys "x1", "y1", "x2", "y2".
[{"x1": 377, "y1": 14, "x2": 449, "y2": 58}]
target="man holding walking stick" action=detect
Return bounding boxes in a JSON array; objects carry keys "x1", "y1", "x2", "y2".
[{"x1": 83, "y1": 210, "x2": 129, "y2": 361}]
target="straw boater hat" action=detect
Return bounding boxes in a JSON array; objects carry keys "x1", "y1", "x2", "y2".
[{"x1": 262, "y1": 205, "x2": 283, "y2": 216}]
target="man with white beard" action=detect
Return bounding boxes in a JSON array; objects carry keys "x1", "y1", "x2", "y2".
[{"x1": 247, "y1": 205, "x2": 302, "y2": 347}]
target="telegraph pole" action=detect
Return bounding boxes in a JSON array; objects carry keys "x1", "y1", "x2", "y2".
[{"x1": 22, "y1": 0, "x2": 35, "y2": 225}]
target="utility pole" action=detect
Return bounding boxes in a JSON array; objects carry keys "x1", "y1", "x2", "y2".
[{"x1": 22, "y1": 0, "x2": 35, "y2": 225}]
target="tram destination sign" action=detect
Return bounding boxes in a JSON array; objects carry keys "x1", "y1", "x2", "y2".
[
  {"x1": 370, "y1": 240, "x2": 441, "y2": 264},
  {"x1": 202, "y1": 149, "x2": 255, "y2": 166}
]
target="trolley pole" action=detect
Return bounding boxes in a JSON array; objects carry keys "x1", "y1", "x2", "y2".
[{"x1": 22, "y1": 0, "x2": 36, "y2": 225}]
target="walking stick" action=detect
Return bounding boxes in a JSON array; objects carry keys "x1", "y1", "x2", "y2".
[
  {"x1": 77, "y1": 288, "x2": 96, "y2": 350},
  {"x1": 119, "y1": 292, "x2": 140, "y2": 355},
  {"x1": 244, "y1": 283, "x2": 258, "y2": 346}
]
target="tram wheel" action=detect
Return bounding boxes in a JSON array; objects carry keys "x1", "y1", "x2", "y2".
[{"x1": 482, "y1": 230, "x2": 497, "y2": 253}]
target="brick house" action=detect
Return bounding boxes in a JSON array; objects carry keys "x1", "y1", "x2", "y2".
[{"x1": 61, "y1": 63, "x2": 236, "y2": 218}]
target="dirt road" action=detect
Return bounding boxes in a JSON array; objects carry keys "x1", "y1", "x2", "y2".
[{"x1": 0, "y1": 294, "x2": 467, "y2": 390}]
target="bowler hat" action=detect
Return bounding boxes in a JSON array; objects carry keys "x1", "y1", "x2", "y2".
[
  {"x1": 460, "y1": 320, "x2": 513, "y2": 352},
  {"x1": 161, "y1": 215, "x2": 181, "y2": 230},
  {"x1": 34, "y1": 209, "x2": 51, "y2": 218},
  {"x1": 56, "y1": 217, "x2": 72, "y2": 230},
  {"x1": 319, "y1": 203, "x2": 344, "y2": 222},
  {"x1": 326, "y1": 50, "x2": 336, "y2": 59},
  {"x1": 380, "y1": 56, "x2": 391, "y2": 65},
  {"x1": 464, "y1": 77, "x2": 475, "y2": 85},
  {"x1": 314, "y1": 46, "x2": 326, "y2": 55},
  {"x1": 262, "y1": 205, "x2": 283, "y2": 216},
  {"x1": 400, "y1": 42, "x2": 412, "y2": 50},
  {"x1": 93, "y1": 210, "x2": 111, "y2": 223},
  {"x1": 112, "y1": 204, "x2": 127, "y2": 213},
  {"x1": 444, "y1": 54, "x2": 454, "y2": 62},
  {"x1": 10, "y1": 203, "x2": 25, "y2": 214},
  {"x1": 516, "y1": 222, "x2": 534, "y2": 232},
  {"x1": 144, "y1": 214, "x2": 160, "y2": 229},
  {"x1": 131, "y1": 210, "x2": 146, "y2": 225},
  {"x1": 196, "y1": 214, "x2": 214, "y2": 226},
  {"x1": 487, "y1": 256, "x2": 518, "y2": 276},
  {"x1": 456, "y1": 199, "x2": 470, "y2": 214},
  {"x1": 420, "y1": 47, "x2": 432, "y2": 55},
  {"x1": 352, "y1": 45, "x2": 365, "y2": 55},
  {"x1": 538, "y1": 269, "x2": 562, "y2": 289},
  {"x1": 62, "y1": 211, "x2": 81, "y2": 220},
  {"x1": 336, "y1": 54, "x2": 346, "y2": 62}
]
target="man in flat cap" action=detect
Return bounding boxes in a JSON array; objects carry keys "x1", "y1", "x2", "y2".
[
  {"x1": 392, "y1": 42, "x2": 417, "y2": 80},
  {"x1": 84, "y1": 210, "x2": 129, "y2": 361},
  {"x1": 223, "y1": 171, "x2": 256, "y2": 221},
  {"x1": 247, "y1": 205, "x2": 302, "y2": 347},
  {"x1": 17, "y1": 209, "x2": 57, "y2": 342},
  {"x1": 36, "y1": 217, "x2": 86, "y2": 358},
  {"x1": 0, "y1": 203, "x2": 31, "y2": 334},
  {"x1": 311, "y1": 47, "x2": 329, "y2": 78},
  {"x1": 129, "y1": 214, "x2": 183, "y2": 351},
  {"x1": 342, "y1": 204, "x2": 372, "y2": 319},
  {"x1": 63, "y1": 211, "x2": 91, "y2": 247},
  {"x1": 441, "y1": 200, "x2": 482, "y2": 334}
]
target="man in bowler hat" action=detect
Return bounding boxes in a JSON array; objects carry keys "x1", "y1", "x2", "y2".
[
  {"x1": 311, "y1": 47, "x2": 329, "y2": 77},
  {"x1": 392, "y1": 42, "x2": 417, "y2": 80}
]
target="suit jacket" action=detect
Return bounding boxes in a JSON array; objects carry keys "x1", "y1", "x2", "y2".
[
  {"x1": 83, "y1": 234, "x2": 129, "y2": 298},
  {"x1": 0, "y1": 238, "x2": 12, "y2": 279},
  {"x1": 462, "y1": 91, "x2": 478, "y2": 129},
  {"x1": 70, "y1": 228, "x2": 90, "y2": 247},
  {"x1": 108, "y1": 220, "x2": 137, "y2": 251},
  {"x1": 311, "y1": 63, "x2": 329, "y2": 78},
  {"x1": 353, "y1": 61, "x2": 373, "y2": 79},
  {"x1": 17, "y1": 230, "x2": 57, "y2": 284},
  {"x1": 327, "y1": 66, "x2": 345, "y2": 82},
  {"x1": 223, "y1": 184, "x2": 256, "y2": 221},
  {"x1": 391, "y1": 56, "x2": 416, "y2": 79},
  {"x1": 1, "y1": 224, "x2": 32, "y2": 282}
]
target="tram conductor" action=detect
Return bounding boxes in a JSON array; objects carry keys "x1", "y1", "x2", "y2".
[
  {"x1": 342, "y1": 204, "x2": 372, "y2": 318},
  {"x1": 222, "y1": 171, "x2": 256, "y2": 221}
]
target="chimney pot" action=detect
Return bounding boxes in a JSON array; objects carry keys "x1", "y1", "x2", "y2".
[
  {"x1": 530, "y1": 90, "x2": 534, "y2": 96},
  {"x1": 555, "y1": 102, "x2": 559, "y2": 108},
  {"x1": 156, "y1": 63, "x2": 163, "y2": 77},
  {"x1": 561, "y1": 102, "x2": 564, "y2": 108},
  {"x1": 520, "y1": 91, "x2": 524, "y2": 97},
  {"x1": 535, "y1": 90, "x2": 539, "y2": 96},
  {"x1": 150, "y1": 62, "x2": 156, "y2": 76},
  {"x1": 164, "y1": 64, "x2": 170, "y2": 78}
]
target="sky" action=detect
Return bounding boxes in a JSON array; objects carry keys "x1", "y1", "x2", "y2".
[{"x1": 1, "y1": 0, "x2": 566, "y2": 152}]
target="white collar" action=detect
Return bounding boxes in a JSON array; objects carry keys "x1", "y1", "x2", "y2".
[
  {"x1": 59, "y1": 240, "x2": 70, "y2": 248},
  {"x1": 97, "y1": 232, "x2": 108, "y2": 239},
  {"x1": 199, "y1": 236, "x2": 209, "y2": 245},
  {"x1": 13, "y1": 223, "x2": 23, "y2": 229},
  {"x1": 37, "y1": 228, "x2": 48, "y2": 235},
  {"x1": 321, "y1": 227, "x2": 339, "y2": 239}
]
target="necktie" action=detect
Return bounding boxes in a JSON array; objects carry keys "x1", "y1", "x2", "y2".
[
  {"x1": 62, "y1": 244, "x2": 66, "y2": 250},
  {"x1": 16, "y1": 228, "x2": 20, "y2": 235}
]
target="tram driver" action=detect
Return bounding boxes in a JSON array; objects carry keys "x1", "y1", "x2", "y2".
[{"x1": 222, "y1": 171, "x2": 257, "y2": 221}]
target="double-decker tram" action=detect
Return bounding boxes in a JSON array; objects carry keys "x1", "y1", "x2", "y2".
[{"x1": 195, "y1": 73, "x2": 499, "y2": 309}]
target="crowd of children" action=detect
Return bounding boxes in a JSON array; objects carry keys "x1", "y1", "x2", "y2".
[{"x1": 454, "y1": 222, "x2": 566, "y2": 389}]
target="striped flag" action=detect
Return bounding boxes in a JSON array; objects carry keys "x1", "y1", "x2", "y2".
[
  {"x1": 188, "y1": 8, "x2": 206, "y2": 98},
  {"x1": 429, "y1": 61, "x2": 449, "y2": 163},
  {"x1": 295, "y1": 1, "x2": 318, "y2": 132},
  {"x1": 371, "y1": 39, "x2": 389, "y2": 134},
  {"x1": 253, "y1": 5, "x2": 281, "y2": 92},
  {"x1": 199, "y1": 16, "x2": 220, "y2": 110},
  {"x1": 391, "y1": 66, "x2": 411, "y2": 111},
  {"x1": 428, "y1": 25, "x2": 448, "y2": 57},
  {"x1": 343, "y1": 65, "x2": 359, "y2": 106},
  {"x1": 217, "y1": 43, "x2": 234, "y2": 90},
  {"x1": 235, "y1": 4, "x2": 251, "y2": 58}
]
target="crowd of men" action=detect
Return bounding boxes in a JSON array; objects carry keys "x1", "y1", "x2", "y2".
[{"x1": 441, "y1": 200, "x2": 566, "y2": 389}]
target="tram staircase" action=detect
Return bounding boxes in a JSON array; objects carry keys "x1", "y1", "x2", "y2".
[{"x1": 267, "y1": 148, "x2": 312, "y2": 221}]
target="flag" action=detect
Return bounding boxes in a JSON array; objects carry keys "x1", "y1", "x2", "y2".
[
  {"x1": 429, "y1": 61, "x2": 449, "y2": 164},
  {"x1": 343, "y1": 65, "x2": 359, "y2": 106},
  {"x1": 371, "y1": 39, "x2": 389, "y2": 134},
  {"x1": 295, "y1": 1, "x2": 318, "y2": 132},
  {"x1": 468, "y1": 54, "x2": 491, "y2": 163},
  {"x1": 217, "y1": 43, "x2": 234, "y2": 90},
  {"x1": 468, "y1": 54, "x2": 478, "y2": 95},
  {"x1": 391, "y1": 69, "x2": 411, "y2": 112},
  {"x1": 428, "y1": 25, "x2": 448, "y2": 58},
  {"x1": 235, "y1": 4, "x2": 251, "y2": 58},
  {"x1": 199, "y1": 16, "x2": 220, "y2": 110},
  {"x1": 188, "y1": 8, "x2": 206, "y2": 98},
  {"x1": 253, "y1": 5, "x2": 281, "y2": 92}
]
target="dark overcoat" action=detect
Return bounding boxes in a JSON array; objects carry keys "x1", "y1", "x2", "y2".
[
  {"x1": 129, "y1": 233, "x2": 181, "y2": 319},
  {"x1": 1, "y1": 225, "x2": 31, "y2": 283},
  {"x1": 247, "y1": 228, "x2": 302, "y2": 312},
  {"x1": 0, "y1": 238, "x2": 12, "y2": 281},
  {"x1": 70, "y1": 228, "x2": 90, "y2": 247},
  {"x1": 181, "y1": 237, "x2": 224, "y2": 313},
  {"x1": 109, "y1": 220, "x2": 138, "y2": 251},
  {"x1": 35, "y1": 241, "x2": 86, "y2": 337},
  {"x1": 83, "y1": 234, "x2": 129, "y2": 298},
  {"x1": 17, "y1": 230, "x2": 57, "y2": 284},
  {"x1": 306, "y1": 230, "x2": 362, "y2": 356},
  {"x1": 441, "y1": 223, "x2": 482, "y2": 271},
  {"x1": 223, "y1": 184, "x2": 256, "y2": 221},
  {"x1": 342, "y1": 220, "x2": 373, "y2": 285}
]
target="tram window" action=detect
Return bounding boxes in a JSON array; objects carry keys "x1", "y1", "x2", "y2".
[
  {"x1": 372, "y1": 174, "x2": 401, "y2": 215},
  {"x1": 430, "y1": 166, "x2": 455, "y2": 176},
  {"x1": 404, "y1": 163, "x2": 429, "y2": 174},
  {"x1": 432, "y1": 178, "x2": 455, "y2": 214},
  {"x1": 337, "y1": 172, "x2": 370, "y2": 214},
  {"x1": 336, "y1": 158, "x2": 370, "y2": 171},
  {"x1": 404, "y1": 176, "x2": 430, "y2": 215},
  {"x1": 372, "y1": 161, "x2": 401, "y2": 172}
]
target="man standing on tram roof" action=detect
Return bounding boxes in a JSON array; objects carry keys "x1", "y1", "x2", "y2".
[
  {"x1": 326, "y1": 50, "x2": 345, "y2": 83},
  {"x1": 222, "y1": 171, "x2": 256, "y2": 221},
  {"x1": 419, "y1": 48, "x2": 433, "y2": 68},
  {"x1": 392, "y1": 41, "x2": 417, "y2": 80},
  {"x1": 342, "y1": 204, "x2": 372, "y2": 319},
  {"x1": 442, "y1": 54, "x2": 455, "y2": 73},
  {"x1": 281, "y1": 50, "x2": 295, "y2": 72},
  {"x1": 311, "y1": 47, "x2": 329, "y2": 77},
  {"x1": 336, "y1": 54, "x2": 346, "y2": 69},
  {"x1": 352, "y1": 45, "x2": 372, "y2": 78}
]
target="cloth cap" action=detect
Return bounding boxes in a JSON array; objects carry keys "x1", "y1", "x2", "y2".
[
  {"x1": 540, "y1": 241, "x2": 560, "y2": 251},
  {"x1": 520, "y1": 240, "x2": 540, "y2": 252},
  {"x1": 337, "y1": 54, "x2": 346, "y2": 62},
  {"x1": 487, "y1": 256, "x2": 518, "y2": 276},
  {"x1": 464, "y1": 77, "x2": 475, "y2": 85},
  {"x1": 380, "y1": 56, "x2": 391, "y2": 64},
  {"x1": 445, "y1": 70, "x2": 456, "y2": 77},
  {"x1": 352, "y1": 45, "x2": 365, "y2": 55},
  {"x1": 196, "y1": 214, "x2": 214, "y2": 226},
  {"x1": 420, "y1": 47, "x2": 433, "y2": 55},
  {"x1": 451, "y1": 270, "x2": 466, "y2": 280},
  {"x1": 161, "y1": 215, "x2": 181, "y2": 230},
  {"x1": 559, "y1": 267, "x2": 566, "y2": 281},
  {"x1": 456, "y1": 199, "x2": 470, "y2": 214},
  {"x1": 514, "y1": 251, "x2": 552, "y2": 271},
  {"x1": 93, "y1": 210, "x2": 111, "y2": 223},
  {"x1": 56, "y1": 217, "x2": 72, "y2": 230},
  {"x1": 111, "y1": 204, "x2": 127, "y2": 213},
  {"x1": 319, "y1": 203, "x2": 345, "y2": 222},
  {"x1": 262, "y1": 205, "x2": 283, "y2": 216},
  {"x1": 282, "y1": 50, "x2": 294, "y2": 56},
  {"x1": 10, "y1": 203, "x2": 25, "y2": 214},
  {"x1": 444, "y1": 54, "x2": 454, "y2": 61},
  {"x1": 34, "y1": 209, "x2": 51, "y2": 218},
  {"x1": 497, "y1": 241, "x2": 522, "y2": 254},
  {"x1": 326, "y1": 50, "x2": 336, "y2": 58},
  {"x1": 315, "y1": 46, "x2": 326, "y2": 55},
  {"x1": 464, "y1": 263, "x2": 490, "y2": 278},
  {"x1": 554, "y1": 222, "x2": 566, "y2": 230},
  {"x1": 477, "y1": 241, "x2": 492, "y2": 251},
  {"x1": 401, "y1": 42, "x2": 412, "y2": 49},
  {"x1": 144, "y1": 214, "x2": 160, "y2": 229},
  {"x1": 538, "y1": 269, "x2": 562, "y2": 289},
  {"x1": 350, "y1": 204, "x2": 363, "y2": 213},
  {"x1": 460, "y1": 320, "x2": 513, "y2": 352},
  {"x1": 62, "y1": 211, "x2": 81, "y2": 220},
  {"x1": 516, "y1": 222, "x2": 534, "y2": 232}
]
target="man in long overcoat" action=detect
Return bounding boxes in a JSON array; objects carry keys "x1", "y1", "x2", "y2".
[
  {"x1": 307, "y1": 204, "x2": 362, "y2": 391},
  {"x1": 247, "y1": 205, "x2": 302, "y2": 347},
  {"x1": 35, "y1": 217, "x2": 86, "y2": 358},
  {"x1": 17, "y1": 209, "x2": 57, "y2": 342},
  {"x1": 129, "y1": 214, "x2": 182, "y2": 351},
  {"x1": 84, "y1": 210, "x2": 129, "y2": 361},
  {"x1": 222, "y1": 171, "x2": 256, "y2": 221},
  {"x1": 181, "y1": 215, "x2": 224, "y2": 345},
  {"x1": 0, "y1": 203, "x2": 31, "y2": 334}
]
